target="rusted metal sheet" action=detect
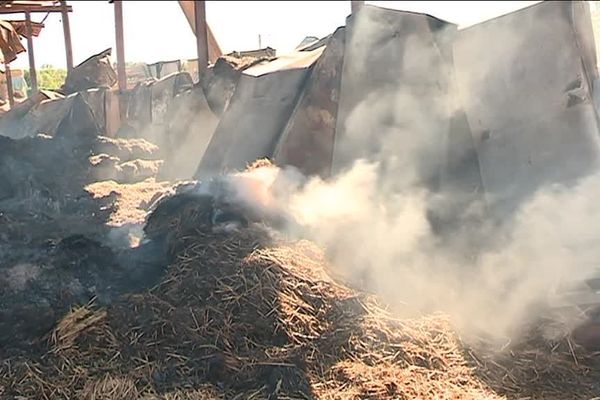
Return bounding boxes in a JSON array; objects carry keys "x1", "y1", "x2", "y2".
[
  {"x1": 195, "y1": 69, "x2": 309, "y2": 179},
  {"x1": 62, "y1": 48, "x2": 117, "y2": 95},
  {"x1": 194, "y1": 49, "x2": 324, "y2": 179},
  {"x1": 273, "y1": 27, "x2": 345, "y2": 178},
  {"x1": 0, "y1": 19, "x2": 25, "y2": 63},
  {"x1": 453, "y1": 1, "x2": 600, "y2": 217},
  {"x1": 9, "y1": 20, "x2": 44, "y2": 38},
  {"x1": 332, "y1": 5, "x2": 457, "y2": 191},
  {"x1": 200, "y1": 55, "x2": 267, "y2": 116}
]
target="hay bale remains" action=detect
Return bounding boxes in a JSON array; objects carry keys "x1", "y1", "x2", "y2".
[{"x1": 1, "y1": 190, "x2": 599, "y2": 399}]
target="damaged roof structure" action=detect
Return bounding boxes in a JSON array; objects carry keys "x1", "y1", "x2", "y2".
[{"x1": 0, "y1": 0, "x2": 73, "y2": 108}]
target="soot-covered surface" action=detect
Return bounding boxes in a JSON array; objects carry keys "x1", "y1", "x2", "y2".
[{"x1": 0, "y1": 132, "x2": 171, "y2": 352}]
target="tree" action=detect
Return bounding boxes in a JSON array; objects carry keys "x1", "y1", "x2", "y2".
[{"x1": 24, "y1": 65, "x2": 67, "y2": 91}]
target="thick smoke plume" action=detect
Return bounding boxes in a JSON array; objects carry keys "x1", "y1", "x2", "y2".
[
  {"x1": 219, "y1": 157, "x2": 600, "y2": 345},
  {"x1": 212, "y1": 8, "x2": 600, "y2": 344}
]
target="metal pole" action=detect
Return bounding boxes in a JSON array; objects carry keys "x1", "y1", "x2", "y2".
[
  {"x1": 114, "y1": 0, "x2": 126, "y2": 93},
  {"x1": 5, "y1": 64, "x2": 14, "y2": 108},
  {"x1": 351, "y1": 0, "x2": 364, "y2": 14},
  {"x1": 25, "y1": 11, "x2": 38, "y2": 93},
  {"x1": 194, "y1": 0, "x2": 208, "y2": 81},
  {"x1": 60, "y1": 0, "x2": 73, "y2": 71}
]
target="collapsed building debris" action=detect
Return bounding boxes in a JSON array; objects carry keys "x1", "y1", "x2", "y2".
[{"x1": 1, "y1": 1, "x2": 600, "y2": 399}]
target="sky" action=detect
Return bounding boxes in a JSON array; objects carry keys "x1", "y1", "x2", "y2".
[{"x1": 7, "y1": 0, "x2": 540, "y2": 70}]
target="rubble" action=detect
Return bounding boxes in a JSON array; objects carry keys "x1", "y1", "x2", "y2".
[{"x1": 0, "y1": 2, "x2": 599, "y2": 399}]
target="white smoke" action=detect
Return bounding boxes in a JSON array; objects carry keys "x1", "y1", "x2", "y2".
[
  {"x1": 191, "y1": 3, "x2": 600, "y2": 344},
  {"x1": 213, "y1": 157, "x2": 600, "y2": 344}
]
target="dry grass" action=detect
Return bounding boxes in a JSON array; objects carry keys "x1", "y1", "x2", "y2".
[
  {"x1": 50, "y1": 302, "x2": 107, "y2": 352},
  {"x1": 1, "y1": 196, "x2": 599, "y2": 399},
  {"x1": 85, "y1": 179, "x2": 175, "y2": 227}
]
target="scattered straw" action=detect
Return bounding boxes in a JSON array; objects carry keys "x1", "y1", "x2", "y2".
[{"x1": 1, "y1": 195, "x2": 599, "y2": 399}]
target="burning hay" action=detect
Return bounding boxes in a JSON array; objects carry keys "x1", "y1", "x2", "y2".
[{"x1": 1, "y1": 194, "x2": 599, "y2": 400}]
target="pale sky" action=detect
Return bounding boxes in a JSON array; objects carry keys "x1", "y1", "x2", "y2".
[{"x1": 7, "y1": 1, "x2": 540, "y2": 70}]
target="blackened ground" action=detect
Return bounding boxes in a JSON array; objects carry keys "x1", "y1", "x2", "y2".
[{"x1": 0, "y1": 132, "x2": 171, "y2": 353}]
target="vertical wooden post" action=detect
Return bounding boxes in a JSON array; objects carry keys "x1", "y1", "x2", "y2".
[
  {"x1": 114, "y1": 0, "x2": 126, "y2": 122},
  {"x1": 114, "y1": 0, "x2": 126, "y2": 93},
  {"x1": 5, "y1": 64, "x2": 14, "y2": 108},
  {"x1": 25, "y1": 11, "x2": 37, "y2": 94},
  {"x1": 351, "y1": 0, "x2": 364, "y2": 14},
  {"x1": 60, "y1": 0, "x2": 73, "y2": 72},
  {"x1": 194, "y1": 0, "x2": 208, "y2": 81}
]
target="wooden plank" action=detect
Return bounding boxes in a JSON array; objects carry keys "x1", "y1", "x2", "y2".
[
  {"x1": 25, "y1": 10, "x2": 37, "y2": 92},
  {"x1": 5, "y1": 63, "x2": 14, "y2": 108},
  {"x1": 0, "y1": 5, "x2": 71, "y2": 13},
  {"x1": 113, "y1": 0, "x2": 125, "y2": 92},
  {"x1": 194, "y1": 0, "x2": 207, "y2": 80},
  {"x1": 60, "y1": 0, "x2": 72, "y2": 71}
]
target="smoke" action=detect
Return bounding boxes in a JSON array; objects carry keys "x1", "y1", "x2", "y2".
[
  {"x1": 216, "y1": 156, "x2": 600, "y2": 344},
  {"x1": 182, "y1": 3, "x2": 600, "y2": 345}
]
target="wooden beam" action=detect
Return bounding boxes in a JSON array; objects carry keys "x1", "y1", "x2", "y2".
[
  {"x1": 194, "y1": 0, "x2": 207, "y2": 81},
  {"x1": 25, "y1": 10, "x2": 37, "y2": 93},
  {"x1": 113, "y1": 0, "x2": 126, "y2": 92},
  {"x1": 0, "y1": 5, "x2": 71, "y2": 13},
  {"x1": 351, "y1": 0, "x2": 363, "y2": 14},
  {"x1": 5, "y1": 63, "x2": 14, "y2": 108},
  {"x1": 60, "y1": 0, "x2": 72, "y2": 71},
  {"x1": 178, "y1": 1, "x2": 222, "y2": 63}
]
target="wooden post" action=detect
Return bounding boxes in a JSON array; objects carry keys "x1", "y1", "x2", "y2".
[
  {"x1": 114, "y1": 0, "x2": 126, "y2": 121},
  {"x1": 25, "y1": 11, "x2": 38, "y2": 93},
  {"x1": 194, "y1": 0, "x2": 208, "y2": 81},
  {"x1": 351, "y1": 0, "x2": 364, "y2": 14},
  {"x1": 114, "y1": 0, "x2": 126, "y2": 93},
  {"x1": 60, "y1": 0, "x2": 73, "y2": 71},
  {"x1": 5, "y1": 64, "x2": 14, "y2": 108}
]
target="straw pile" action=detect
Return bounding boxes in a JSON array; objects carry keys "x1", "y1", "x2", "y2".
[{"x1": 1, "y1": 193, "x2": 599, "y2": 399}]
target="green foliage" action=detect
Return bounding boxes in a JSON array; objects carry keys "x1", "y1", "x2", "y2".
[{"x1": 24, "y1": 65, "x2": 67, "y2": 91}]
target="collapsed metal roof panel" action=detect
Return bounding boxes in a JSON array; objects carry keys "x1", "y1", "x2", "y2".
[
  {"x1": 0, "y1": 18, "x2": 25, "y2": 63},
  {"x1": 243, "y1": 46, "x2": 325, "y2": 77}
]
